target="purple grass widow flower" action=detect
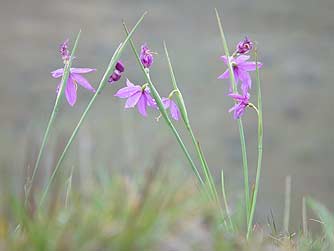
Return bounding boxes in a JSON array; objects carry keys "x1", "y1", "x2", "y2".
[
  {"x1": 162, "y1": 97, "x2": 180, "y2": 121},
  {"x1": 108, "y1": 60, "x2": 125, "y2": 84},
  {"x1": 218, "y1": 55, "x2": 263, "y2": 94},
  {"x1": 236, "y1": 36, "x2": 253, "y2": 55},
  {"x1": 51, "y1": 67, "x2": 96, "y2": 106},
  {"x1": 115, "y1": 79, "x2": 156, "y2": 117},
  {"x1": 228, "y1": 92, "x2": 250, "y2": 120},
  {"x1": 140, "y1": 43, "x2": 154, "y2": 69},
  {"x1": 60, "y1": 39, "x2": 70, "y2": 62}
]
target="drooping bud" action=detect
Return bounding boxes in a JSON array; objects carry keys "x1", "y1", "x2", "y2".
[{"x1": 108, "y1": 70, "x2": 122, "y2": 83}]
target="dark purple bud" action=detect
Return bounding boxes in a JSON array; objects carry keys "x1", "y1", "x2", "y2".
[
  {"x1": 108, "y1": 70, "x2": 122, "y2": 83},
  {"x1": 140, "y1": 43, "x2": 154, "y2": 69},
  {"x1": 115, "y1": 60, "x2": 125, "y2": 73},
  {"x1": 236, "y1": 37, "x2": 253, "y2": 54}
]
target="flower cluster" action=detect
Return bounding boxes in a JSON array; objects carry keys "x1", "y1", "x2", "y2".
[
  {"x1": 218, "y1": 37, "x2": 262, "y2": 119},
  {"x1": 114, "y1": 44, "x2": 179, "y2": 120},
  {"x1": 51, "y1": 39, "x2": 96, "y2": 106}
]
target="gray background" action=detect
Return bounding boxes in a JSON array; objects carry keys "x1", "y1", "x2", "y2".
[{"x1": 1, "y1": 0, "x2": 333, "y2": 230}]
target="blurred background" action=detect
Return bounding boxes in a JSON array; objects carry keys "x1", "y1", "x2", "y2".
[{"x1": 0, "y1": 0, "x2": 333, "y2": 232}]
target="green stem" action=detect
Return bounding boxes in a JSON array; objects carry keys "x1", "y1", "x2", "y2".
[
  {"x1": 123, "y1": 23, "x2": 205, "y2": 188},
  {"x1": 38, "y1": 12, "x2": 147, "y2": 208},
  {"x1": 246, "y1": 49, "x2": 263, "y2": 239},
  {"x1": 221, "y1": 169, "x2": 234, "y2": 231},
  {"x1": 163, "y1": 42, "x2": 219, "y2": 203},
  {"x1": 25, "y1": 31, "x2": 81, "y2": 206},
  {"x1": 215, "y1": 8, "x2": 250, "y2": 225}
]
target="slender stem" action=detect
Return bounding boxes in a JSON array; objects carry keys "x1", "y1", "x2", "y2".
[
  {"x1": 38, "y1": 12, "x2": 147, "y2": 208},
  {"x1": 221, "y1": 169, "x2": 234, "y2": 231},
  {"x1": 246, "y1": 49, "x2": 263, "y2": 239},
  {"x1": 283, "y1": 176, "x2": 292, "y2": 233},
  {"x1": 215, "y1": 8, "x2": 250, "y2": 225},
  {"x1": 25, "y1": 31, "x2": 81, "y2": 206},
  {"x1": 163, "y1": 42, "x2": 217, "y2": 201},
  {"x1": 123, "y1": 23, "x2": 205, "y2": 188}
]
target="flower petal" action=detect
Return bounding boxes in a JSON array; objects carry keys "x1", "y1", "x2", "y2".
[
  {"x1": 170, "y1": 100, "x2": 180, "y2": 120},
  {"x1": 125, "y1": 91, "x2": 142, "y2": 108},
  {"x1": 126, "y1": 79, "x2": 135, "y2": 87},
  {"x1": 65, "y1": 77, "x2": 77, "y2": 106},
  {"x1": 115, "y1": 85, "x2": 141, "y2": 98},
  {"x1": 228, "y1": 93, "x2": 244, "y2": 101},
  {"x1": 161, "y1": 97, "x2": 171, "y2": 109},
  {"x1": 238, "y1": 61, "x2": 263, "y2": 71},
  {"x1": 238, "y1": 71, "x2": 252, "y2": 93},
  {"x1": 235, "y1": 55, "x2": 250, "y2": 64},
  {"x1": 137, "y1": 94, "x2": 147, "y2": 116},
  {"x1": 144, "y1": 89, "x2": 157, "y2": 108},
  {"x1": 220, "y1": 56, "x2": 229, "y2": 65},
  {"x1": 51, "y1": 68, "x2": 64, "y2": 78},
  {"x1": 71, "y1": 73, "x2": 96, "y2": 92},
  {"x1": 70, "y1": 68, "x2": 96, "y2": 74},
  {"x1": 218, "y1": 69, "x2": 230, "y2": 79}
]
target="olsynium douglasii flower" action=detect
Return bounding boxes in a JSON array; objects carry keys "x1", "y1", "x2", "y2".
[
  {"x1": 114, "y1": 79, "x2": 156, "y2": 117},
  {"x1": 218, "y1": 55, "x2": 262, "y2": 94},
  {"x1": 228, "y1": 92, "x2": 250, "y2": 120},
  {"x1": 51, "y1": 39, "x2": 96, "y2": 106},
  {"x1": 162, "y1": 97, "x2": 180, "y2": 121}
]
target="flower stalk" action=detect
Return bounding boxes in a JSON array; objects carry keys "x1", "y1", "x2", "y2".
[
  {"x1": 25, "y1": 30, "x2": 81, "y2": 207},
  {"x1": 215, "y1": 8, "x2": 251, "y2": 225},
  {"x1": 246, "y1": 48, "x2": 263, "y2": 239}
]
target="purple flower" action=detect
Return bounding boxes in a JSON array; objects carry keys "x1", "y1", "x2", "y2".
[
  {"x1": 108, "y1": 60, "x2": 125, "y2": 84},
  {"x1": 218, "y1": 55, "x2": 263, "y2": 94},
  {"x1": 228, "y1": 92, "x2": 250, "y2": 119},
  {"x1": 140, "y1": 43, "x2": 154, "y2": 69},
  {"x1": 115, "y1": 79, "x2": 156, "y2": 117},
  {"x1": 51, "y1": 67, "x2": 96, "y2": 106},
  {"x1": 162, "y1": 97, "x2": 180, "y2": 121},
  {"x1": 236, "y1": 37, "x2": 253, "y2": 55},
  {"x1": 60, "y1": 39, "x2": 70, "y2": 62}
]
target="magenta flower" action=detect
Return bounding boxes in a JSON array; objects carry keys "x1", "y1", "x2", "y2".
[
  {"x1": 218, "y1": 55, "x2": 262, "y2": 94},
  {"x1": 51, "y1": 67, "x2": 96, "y2": 106},
  {"x1": 115, "y1": 79, "x2": 156, "y2": 117},
  {"x1": 228, "y1": 92, "x2": 250, "y2": 119},
  {"x1": 162, "y1": 97, "x2": 180, "y2": 121},
  {"x1": 140, "y1": 43, "x2": 154, "y2": 69},
  {"x1": 236, "y1": 37, "x2": 253, "y2": 55},
  {"x1": 108, "y1": 60, "x2": 125, "y2": 84}
]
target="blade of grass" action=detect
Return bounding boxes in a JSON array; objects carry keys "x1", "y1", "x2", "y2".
[
  {"x1": 39, "y1": 12, "x2": 147, "y2": 208},
  {"x1": 122, "y1": 23, "x2": 205, "y2": 188},
  {"x1": 215, "y1": 8, "x2": 250, "y2": 226},
  {"x1": 302, "y1": 196, "x2": 308, "y2": 236},
  {"x1": 246, "y1": 48, "x2": 263, "y2": 239},
  {"x1": 307, "y1": 197, "x2": 334, "y2": 248},
  {"x1": 221, "y1": 168, "x2": 234, "y2": 231},
  {"x1": 25, "y1": 30, "x2": 81, "y2": 206},
  {"x1": 283, "y1": 176, "x2": 292, "y2": 234}
]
